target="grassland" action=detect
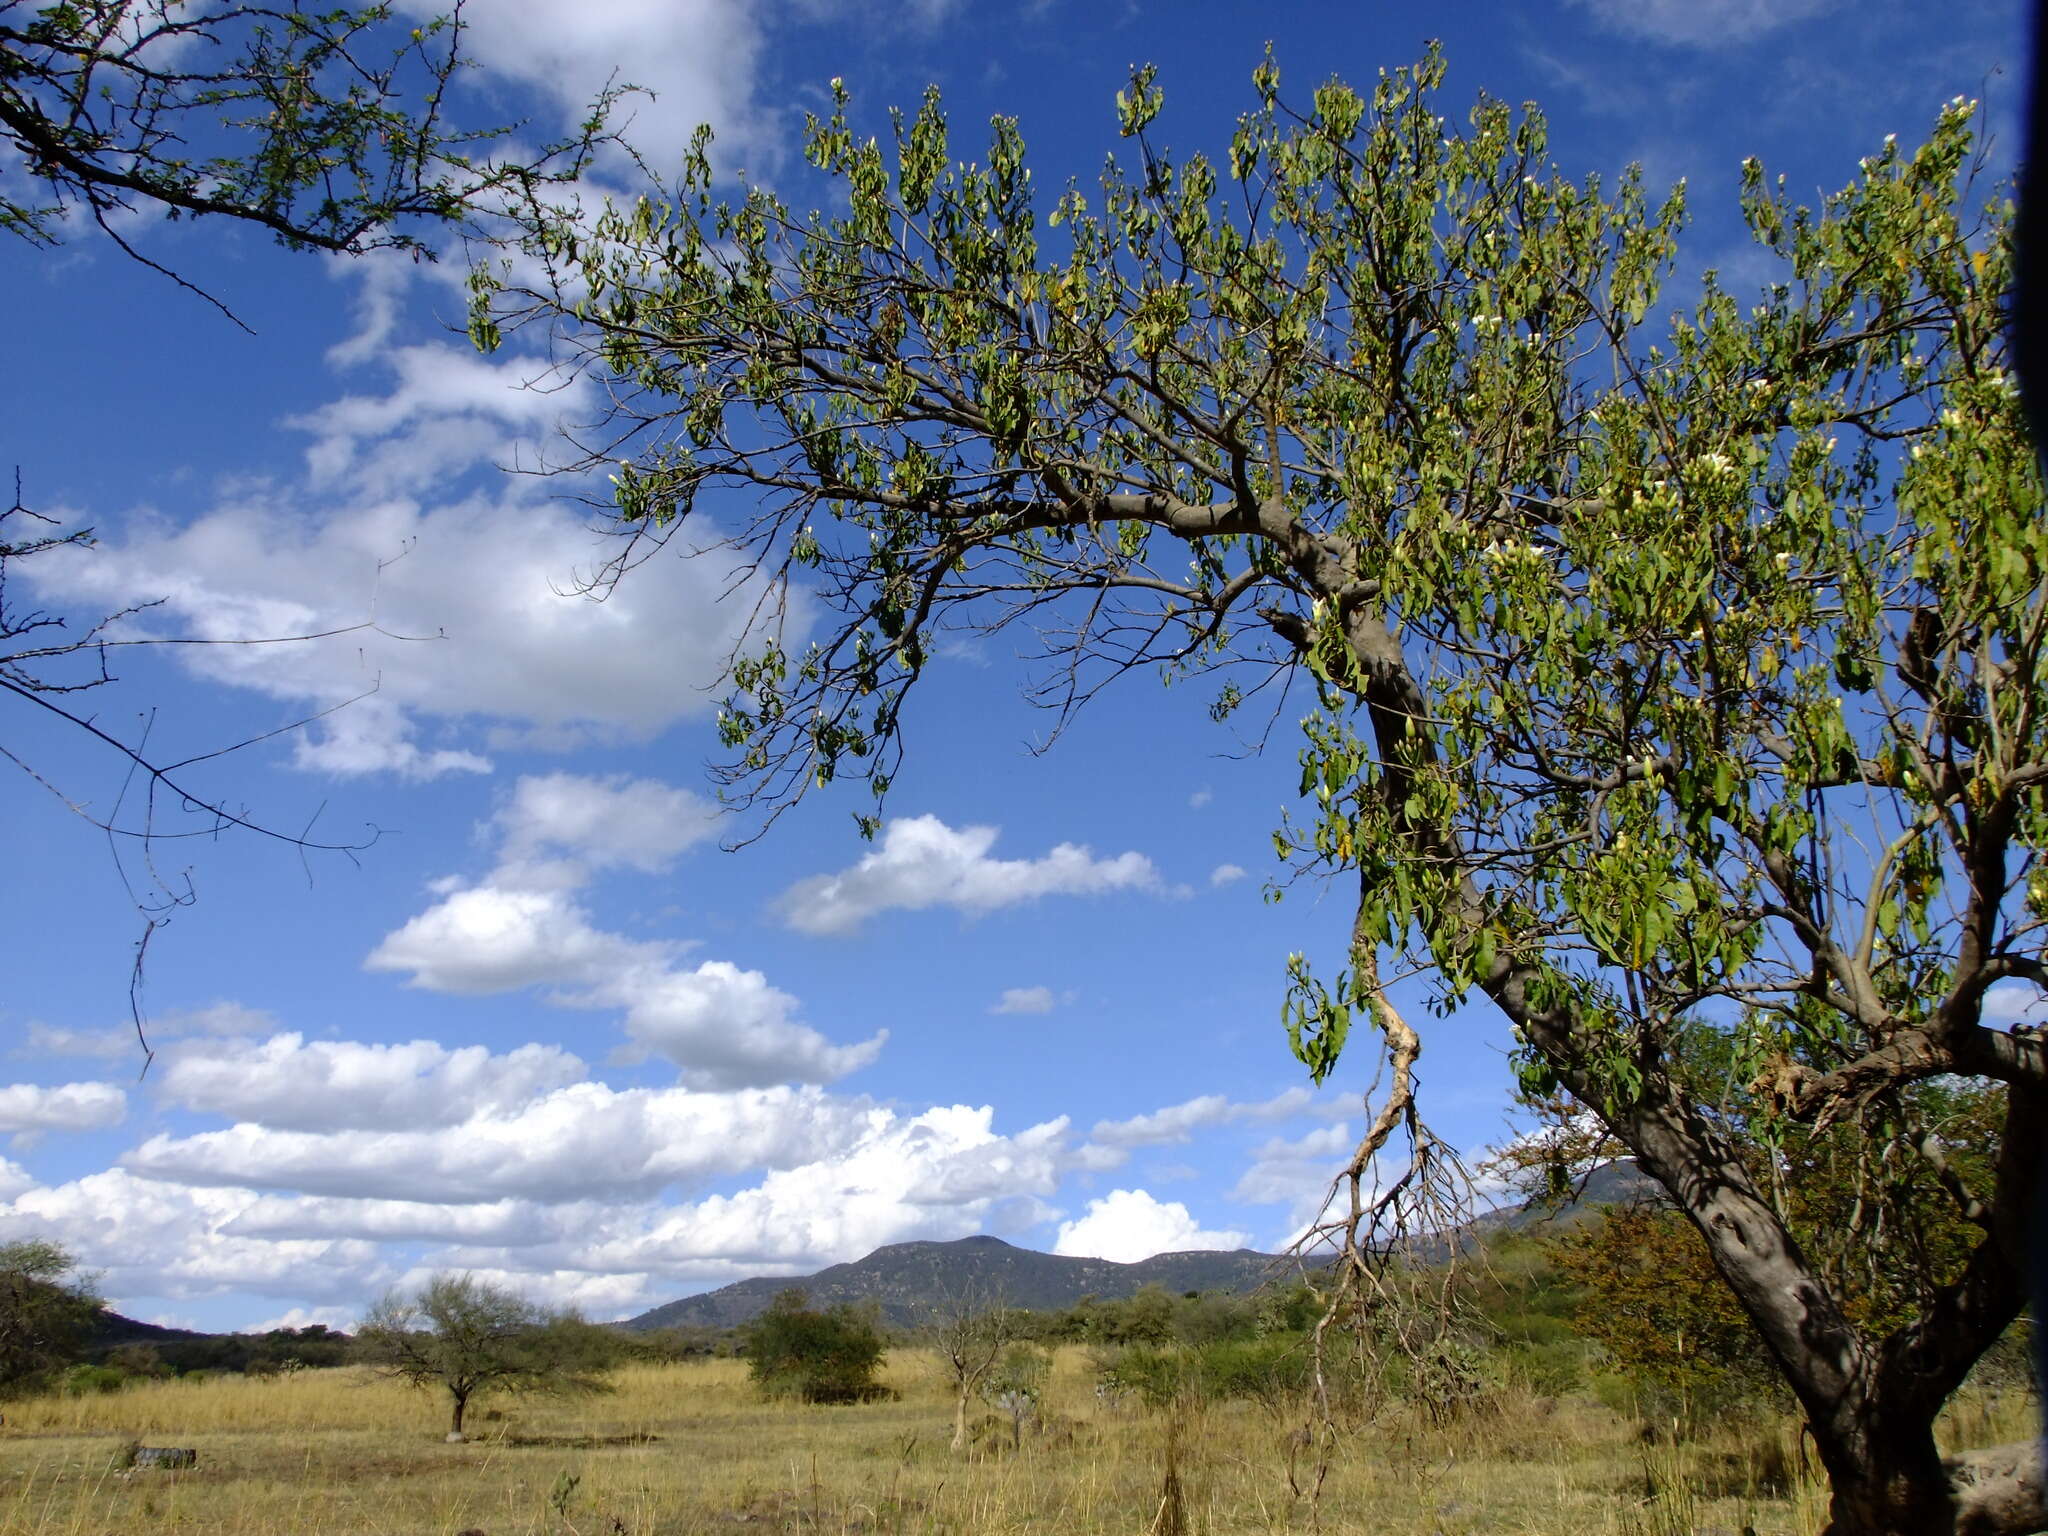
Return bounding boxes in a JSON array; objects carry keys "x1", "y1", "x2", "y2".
[{"x1": 0, "y1": 1349, "x2": 2031, "y2": 1535}]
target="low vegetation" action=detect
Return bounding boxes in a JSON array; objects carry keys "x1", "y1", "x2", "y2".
[{"x1": 0, "y1": 1224, "x2": 2031, "y2": 1533}]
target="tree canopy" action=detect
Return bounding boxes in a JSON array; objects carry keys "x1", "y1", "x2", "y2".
[
  {"x1": 0, "y1": 1240, "x2": 101, "y2": 1396},
  {"x1": 475, "y1": 47, "x2": 2042, "y2": 1536},
  {"x1": 1, "y1": 0, "x2": 616, "y2": 265},
  {"x1": 355, "y1": 1273, "x2": 618, "y2": 1439}
]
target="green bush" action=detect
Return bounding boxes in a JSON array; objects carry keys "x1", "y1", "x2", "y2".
[
  {"x1": 62, "y1": 1363, "x2": 126, "y2": 1396},
  {"x1": 1194, "y1": 1336, "x2": 1311, "y2": 1414},
  {"x1": 1095, "y1": 1344, "x2": 1190, "y2": 1411},
  {"x1": 740, "y1": 1290, "x2": 889, "y2": 1404}
]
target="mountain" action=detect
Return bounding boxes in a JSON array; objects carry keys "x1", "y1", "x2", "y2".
[
  {"x1": 623, "y1": 1162, "x2": 1665, "y2": 1333},
  {"x1": 621, "y1": 1235, "x2": 1296, "y2": 1331}
]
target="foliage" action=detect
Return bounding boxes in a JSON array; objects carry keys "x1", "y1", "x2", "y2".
[
  {"x1": 979, "y1": 1342, "x2": 1049, "y2": 1447},
  {"x1": 1094, "y1": 1344, "x2": 1190, "y2": 1412},
  {"x1": 61, "y1": 1362, "x2": 126, "y2": 1395},
  {"x1": 354, "y1": 1273, "x2": 619, "y2": 1438},
  {"x1": 0, "y1": 0, "x2": 619, "y2": 260},
  {"x1": 488, "y1": 44, "x2": 2046, "y2": 1531},
  {"x1": 740, "y1": 1288, "x2": 889, "y2": 1404},
  {"x1": 1192, "y1": 1335, "x2": 1311, "y2": 1416},
  {"x1": 1548, "y1": 1203, "x2": 1781, "y2": 1418},
  {"x1": 0, "y1": 1240, "x2": 101, "y2": 1397}
]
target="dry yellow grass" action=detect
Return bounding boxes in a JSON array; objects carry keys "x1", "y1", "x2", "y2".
[{"x1": 0, "y1": 1349, "x2": 2028, "y2": 1535}]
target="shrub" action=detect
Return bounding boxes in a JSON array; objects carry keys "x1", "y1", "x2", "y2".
[
  {"x1": 1095, "y1": 1344, "x2": 1191, "y2": 1411},
  {"x1": 62, "y1": 1363, "x2": 126, "y2": 1396},
  {"x1": 740, "y1": 1290, "x2": 889, "y2": 1404},
  {"x1": 1194, "y1": 1336, "x2": 1311, "y2": 1415}
]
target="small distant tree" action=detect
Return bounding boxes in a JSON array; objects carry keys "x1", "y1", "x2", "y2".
[
  {"x1": 354, "y1": 1274, "x2": 619, "y2": 1440},
  {"x1": 0, "y1": 1241, "x2": 101, "y2": 1396},
  {"x1": 740, "y1": 1289, "x2": 887, "y2": 1404},
  {"x1": 931, "y1": 1290, "x2": 1015, "y2": 1451}
]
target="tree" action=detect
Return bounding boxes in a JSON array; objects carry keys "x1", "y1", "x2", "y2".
[
  {"x1": 0, "y1": 1240, "x2": 101, "y2": 1395},
  {"x1": 1, "y1": 0, "x2": 620, "y2": 308},
  {"x1": 354, "y1": 1273, "x2": 618, "y2": 1440},
  {"x1": 930, "y1": 1289, "x2": 1016, "y2": 1451},
  {"x1": 480, "y1": 48, "x2": 2045, "y2": 1536},
  {"x1": 739, "y1": 1288, "x2": 888, "y2": 1404}
]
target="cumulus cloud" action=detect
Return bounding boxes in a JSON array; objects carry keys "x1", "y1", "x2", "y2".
[
  {"x1": 155, "y1": 1034, "x2": 586, "y2": 1132},
  {"x1": 1982, "y1": 983, "x2": 2046, "y2": 1023},
  {"x1": 990, "y1": 986, "x2": 1055, "y2": 1015},
  {"x1": 1053, "y1": 1189, "x2": 1251, "y2": 1263},
  {"x1": 494, "y1": 772, "x2": 719, "y2": 878},
  {"x1": 1089, "y1": 1087, "x2": 1313, "y2": 1149},
  {"x1": 0, "y1": 1168, "x2": 389, "y2": 1307},
  {"x1": 370, "y1": 772, "x2": 881, "y2": 1088},
  {"x1": 1209, "y1": 863, "x2": 1246, "y2": 887},
  {"x1": 24, "y1": 489, "x2": 771, "y2": 780},
  {"x1": 596, "y1": 961, "x2": 886, "y2": 1089},
  {"x1": 123, "y1": 1082, "x2": 884, "y2": 1204},
  {"x1": 247, "y1": 1305, "x2": 356, "y2": 1333},
  {"x1": 0, "y1": 1082, "x2": 126, "y2": 1135},
  {"x1": 1228, "y1": 1122, "x2": 1355, "y2": 1210},
  {"x1": 391, "y1": 0, "x2": 774, "y2": 177},
  {"x1": 777, "y1": 815, "x2": 1162, "y2": 936},
  {"x1": 564, "y1": 1106, "x2": 1070, "y2": 1275},
  {"x1": 366, "y1": 884, "x2": 681, "y2": 994},
  {"x1": 1566, "y1": 0, "x2": 1839, "y2": 46}
]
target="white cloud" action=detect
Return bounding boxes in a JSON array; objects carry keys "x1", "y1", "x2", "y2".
[
  {"x1": 777, "y1": 815, "x2": 1162, "y2": 936},
  {"x1": 1982, "y1": 983, "x2": 2045, "y2": 1023},
  {"x1": 0, "y1": 1159, "x2": 34, "y2": 1201},
  {"x1": 24, "y1": 488, "x2": 772, "y2": 780},
  {"x1": 0, "y1": 1082, "x2": 126, "y2": 1135},
  {"x1": 990, "y1": 986, "x2": 1055, "y2": 1015},
  {"x1": 1209, "y1": 863, "x2": 1246, "y2": 888},
  {"x1": 1089, "y1": 1087, "x2": 1313, "y2": 1149},
  {"x1": 1, "y1": 1168, "x2": 389, "y2": 1307},
  {"x1": 1052, "y1": 1189, "x2": 1251, "y2": 1263},
  {"x1": 122, "y1": 1082, "x2": 883, "y2": 1204},
  {"x1": 1566, "y1": 0, "x2": 1839, "y2": 46},
  {"x1": 366, "y1": 883, "x2": 681, "y2": 994},
  {"x1": 1229, "y1": 1122, "x2": 1355, "y2": 1209},
  {"x1": 288, "y1": 343, "x2": 587, "y2": 496},
  {"x1": 226, "y1": 1193, "x2": 573, "y2": 1247},
  {"x1": 494, "y1": 772, "x2": 719, "y2": 877},
  {"x1": 26, "y1": 1003, "x2": 278, "y2": 1064},
  {"x1": 155, "y1": 1033, "x2": 586, "y2": 1132},
  {"x1": 247, "y1": 1305, "x2": 356, "y2": 1334},
  {"x1": 565, "y1": 1106, "x2": 1071, "y2": 1275},
  {"x1": 1188, "y1": 788, "x2": 1212, "y2": 808},
  {"x1": 371, "y1": 772, "x2": 878, "y2": 1088},
  {"x1": 596, "y1": 961, "x2": 887, "y2": 1089},
  {"x1": 393, "y1": 0, "x2": 775, "y2": 179}
]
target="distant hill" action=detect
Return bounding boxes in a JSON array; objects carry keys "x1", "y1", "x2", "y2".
[
  {"x1": 622, "y1": 1235, "x2": 1298, "y2": 1331},
  {"x1": 624, "y1": 1162, "x2": 1664, "y2": 1333}
]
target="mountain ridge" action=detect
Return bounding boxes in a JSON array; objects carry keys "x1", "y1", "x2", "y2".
[{"x1": 624, "y1": 1161, "x2": 1661, "y2": 1332}]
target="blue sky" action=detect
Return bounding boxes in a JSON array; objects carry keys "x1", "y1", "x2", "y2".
[{"x1": 0, "y1": 0, "x2": 2028, "y2": 1331}]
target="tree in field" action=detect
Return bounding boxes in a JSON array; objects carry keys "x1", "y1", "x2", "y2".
[
  {"x1": 740, "y1": 1288, "x2": 888, "y2": 1404},
  {"x1": 930, "y1": 1289, "x2": 1016, "y2": 1450},
  {"x1": 0, "y1": 1240, "x2": 101, "y2": 1395},
  {"x1": 477, "y1": 47, "x2": 2045, "y2": 1535},
  {"x1": 354, "y1": 1273, "x2": 618, "y2": 1440}
]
